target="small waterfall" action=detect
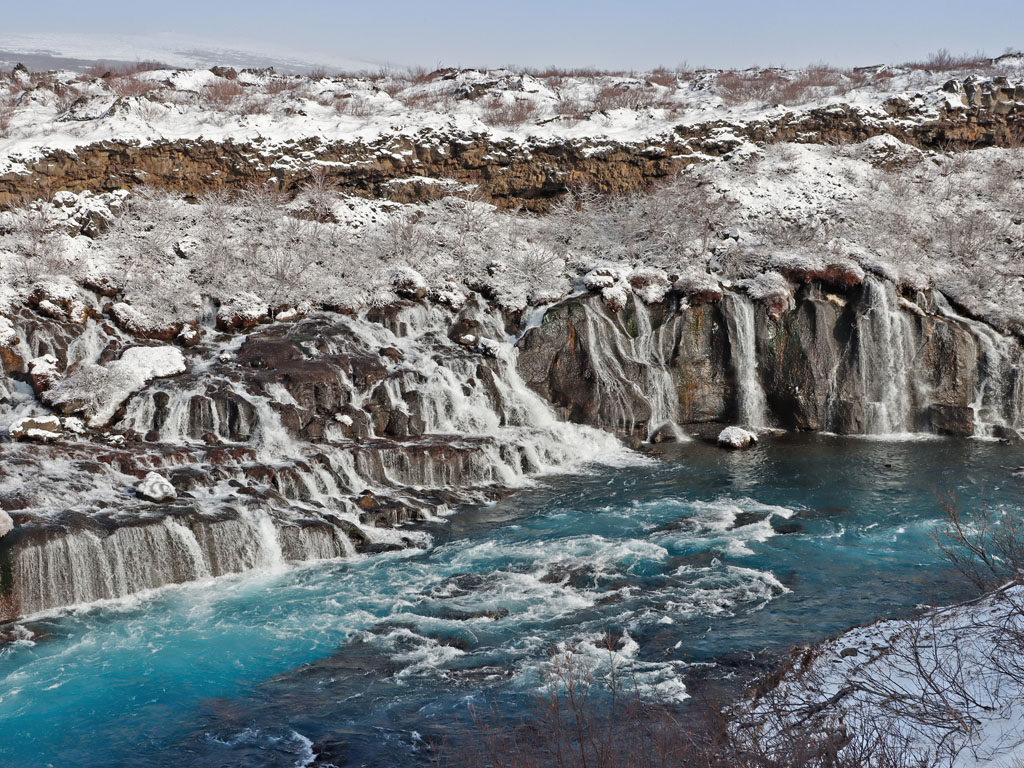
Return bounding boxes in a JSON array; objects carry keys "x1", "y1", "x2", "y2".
[
  {"x1": 577, "y1": 299, "x2": 683, "y2": 440},
  {"x1": 934, "y1": 293, "x2": 1024, "y2": 438},
  {"x1": 858, "y1": 278, "x2": 916, "y2": 434},
  {"x1": 722, "y1": 293, "x2": 768, "y2": 428},
  {"x1": 12, "y1": 511, "x2": 358, "y2": 618}
]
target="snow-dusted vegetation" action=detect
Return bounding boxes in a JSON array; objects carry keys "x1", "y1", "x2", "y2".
[{"x1": 1, "y1": 137, "x2": 1021, "y2": 340}]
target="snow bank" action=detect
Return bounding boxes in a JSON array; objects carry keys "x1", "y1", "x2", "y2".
[{"x1": 747, "y1": 583, "x2": 1024, "y2": 767}]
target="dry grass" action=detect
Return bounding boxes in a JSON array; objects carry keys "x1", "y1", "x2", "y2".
[
  {"x1": 482, "y1": 96, "x2": 539, "y2": 127},
  {"x1": 85, "y1": 61, "x2": 167, "y2": 79}
]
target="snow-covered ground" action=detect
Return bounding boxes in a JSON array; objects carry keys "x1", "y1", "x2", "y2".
[{"x1": 742, "y1": 582, "x2": 1024, "y2": 767}]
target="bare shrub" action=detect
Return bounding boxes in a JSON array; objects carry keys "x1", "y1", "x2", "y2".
[
  {"x1": 264, "y1": 77, "x2": 303, "y2": 96},
  {"x1": 438, "y1": 634, "x2": 938, "y2": 768},
  {"x1": 12, "y1": 208, "x2": 67, "y2": 280},
  {"x1": 482, "y1": 96, "x2": 538, "y2": 127},
  {"x1": 0, "y1": 94, "x2": 16, "y2": 137},
  {"x1": 396, "y1": 89, "x2": 454, "y2": 112},
  {"x1": 935, "y1": 496, "x2": 1024, "y2": 591},
  {"x1": 554, "y1": 94, "x2": 586, "y2": 120},
  {"x1": 717, "y1": 67, "x2": 850, "y2": 106},
  {"x1": 646, "y1": 67, "x2": 678, "y2": 87},
  {"x1": 109, "y1": 75, "x2": 161, "y2": 98},
  {"x1": 85, "y1": 60, "x2": 167, "y2": 79},
  {"x1": 593, "y1": 84, "x2": 658, "y2": 111},
  {"x1": 437, "y1": 640, "x2": 693, "y2": 768},
  {"x1": 298, "y1": 167, "x2": 339, "y2": 222},
  {"x1": 202, "y1": 79, "x2": 245, "y2": 109},
  {"x1": 331, "y1": 94, "x2": 376, "y2": 117},
  {"x1": 901, "y1": 49, "x2": 992, "y2": 72}
]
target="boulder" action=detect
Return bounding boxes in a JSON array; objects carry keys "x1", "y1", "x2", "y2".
[
  {"x1": 9, "y1": 414, "x2": 62, "y2": 441},
  {"x1": 718, "y1": 426, "x2": 758, "y2": 449},
  {"x1": 928, "y1": 404, "x2": 975, "y2": 437},
  {"x1": 0, "y1": 509, "x2": 13, "y2": 538},
  {"x1": 136, "y1": 472, "x2": 177, "y2": 502}
]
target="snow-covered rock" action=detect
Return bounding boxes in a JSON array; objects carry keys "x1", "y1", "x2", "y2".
[
  {"x1": 717, "y1": 426, "x2": 758, "y2": 449},
  {"x1": 0, "y1": 510, "x2": 13, "y2": 539},
  {"x1": 135, "y1": 472, "x2": 177, "y2": 503},
  {"x1": 44, "y1": 346, "x2": 186, "y2": 427},
  {"x1": 8, "y1": 414, "x2": 62, "y2": 441}
]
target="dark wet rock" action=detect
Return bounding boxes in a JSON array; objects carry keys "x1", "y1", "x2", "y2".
[
  {"x1": 310, "y1": 737, "x2": 348, "y2": 768},
  {"x1": 439, "y1": 607, "x2": 510, "y2": 621},
  {"x1": 733, "y1": 511, "x2": 768, "y2": 528},
  {"x1": 772, "y1": 521, "x2": 805, "y2": 535},
  {"x1": 539, "y1": 563, "x2": 599, "y2": 589},
  {"x1": 427, "y1": 572, "x2": 500, "y2": 599}
]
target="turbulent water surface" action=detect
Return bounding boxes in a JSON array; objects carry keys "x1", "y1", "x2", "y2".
[{"x1": 1, "y1": 435, "x2": 1021, "y2": 767}]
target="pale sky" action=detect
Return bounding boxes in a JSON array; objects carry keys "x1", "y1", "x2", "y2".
[{"x1": 3, "y1": 0, "x2": 1022, "y2": 71}]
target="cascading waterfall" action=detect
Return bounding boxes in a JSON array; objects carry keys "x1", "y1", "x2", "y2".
[
  {"x1": 722, "y1": 293, "x2": 768, "y2": 428},
  {"x1": 933, "y1": 293, "x2": 1024, "y2": 438},
  {"x1": 4, "y1": 300, "x2": 630, "y2": 621},
  {"x1": 577, "y1": 299, "x2": 683, "y2": 440},
  {"x1": 14, "y1": 512, "x2": 354, "y2": 617}
]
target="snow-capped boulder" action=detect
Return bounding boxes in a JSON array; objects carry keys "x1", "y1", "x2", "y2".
[
  {"x1": 8, "y1": 414, "x2": 63, "y2": 441},
  {"x1": 44, "y1": 346, "x2": 186, "y2": 427},
  {"x1": 136, "y1": 472, "x2": 177, "y2": 503},
  {"x1": 28, "y1": 354, "x2": 60, "y2": 395},
  {"x1": 216, "y1": 293, "x2": 269, "y2": 332},
  {"x1": 0, "y1": 510, "x2": 13, "y2": 539},
  {"x1": 628, "y1": 267, "x2": 671, "y2": 304},
  {"x1": 718, "y1": 426, "x2": 758, "y2": 449},
  {"x1": 390, "y1": 266, "x2": 428, "y2": 299}
]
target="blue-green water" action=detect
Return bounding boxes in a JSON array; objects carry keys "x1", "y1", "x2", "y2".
[{"x1": 2, "y1": 435, "x2": 1022, "y2": 767}]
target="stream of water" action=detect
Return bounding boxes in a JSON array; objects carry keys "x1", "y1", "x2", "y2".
[{"x1": 2, "y1": 435, "x2": 1022, "y2": 767}]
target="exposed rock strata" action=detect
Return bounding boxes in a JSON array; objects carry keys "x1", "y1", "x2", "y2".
[{"x1": 2, "y1": 90, "x2": 1023, "y2": 210}]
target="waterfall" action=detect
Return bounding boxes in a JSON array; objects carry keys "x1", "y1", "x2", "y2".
[
  {"x1": 576, "y1": 299, "x2": 683, "y2": 440},
  {"x1": 858, "y1": 278, "x2": 917, "y2": 434},
  {"x1": 934, "y1": 293, "x2": 1024, "y2": 438},
  {"x1": 12, "y1": 511, "x2": 357, "y2": 618},
  {"x1": 722, "y1": 293, "x2": 768, "y2": 428},
  {"x1": 4, "y1": 298, "x2": 633, "y2": 622}
]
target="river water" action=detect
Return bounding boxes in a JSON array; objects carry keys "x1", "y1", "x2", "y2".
[{"x1": 2, "y1": 434, "x2": 1021, "y2": 767}]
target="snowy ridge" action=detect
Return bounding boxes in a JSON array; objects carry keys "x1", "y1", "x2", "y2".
[{"x1": 0, "y1": 58, "x2": 1022, "y2": 178}]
